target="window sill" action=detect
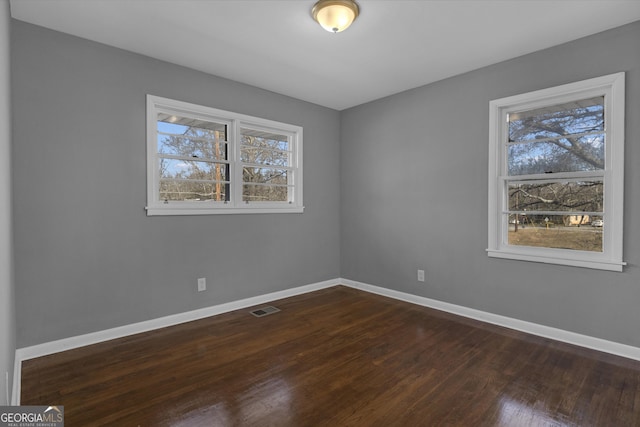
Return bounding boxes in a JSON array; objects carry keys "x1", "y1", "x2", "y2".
[
  {"x1": 486, "y1": 249, "x2": 625, "y2": 272},
  {"x1": 146, "y1": 205, "x2": 304, "y2": 216}
]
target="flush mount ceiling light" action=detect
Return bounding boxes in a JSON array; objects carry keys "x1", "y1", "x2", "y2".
[{"x1": 312, "y1": 0, "x2": 360, "y2": 33}]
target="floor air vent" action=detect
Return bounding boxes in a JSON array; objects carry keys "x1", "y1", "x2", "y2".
[{"x1": 250, "y1": 306, "x2": 281, "y2": 317}]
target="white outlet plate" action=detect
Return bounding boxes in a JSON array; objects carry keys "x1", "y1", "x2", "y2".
[
  {"x1": 197, "y1": 277, "x2": 206, "y2": 292},
  {"x1": 417, "y1": 270, "x2": 425, "y2": 282}
]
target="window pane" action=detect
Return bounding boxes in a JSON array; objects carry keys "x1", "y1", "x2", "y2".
[
  {"x1": 157, "y1": 115, "x2": 227, "y2": 161},
  {"x1": 160, "y1": 159, "x2": 228, "y2": 182},
  {"x1": 241, "y1": 128, "x2": 289, "y2": 151},
  {"x1": 508, "y1": 181, "x2": 603, "y2": 213},
  {"x1": 508, "y1": 97, "x2": 604, "y2": 142},
  {"x1": 160, "y1": 180, "x2": 228, "y2": 202},
  {"x1": 240, "y1": 127, "x2": 291, "y2": 168},
  {"x1": 243, "y1": 167, "x2": 289, "y2": 185},
  {"x1": 243, "y1": 184, "x2": 288, "y2": 202},
  {"x1": 508, "y1": 134, "x2": 604, "y2": 175},
  {"x1": 241, "y1": 146, "x2": 289, "y2": 167},
  {"x1": 507, "y1": 214, "x2": 602, "y2": 252}
]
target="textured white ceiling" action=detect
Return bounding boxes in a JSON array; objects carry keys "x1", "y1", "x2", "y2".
[{"x1": 9, "y1": 0, "x2": 640, "y2": 110}]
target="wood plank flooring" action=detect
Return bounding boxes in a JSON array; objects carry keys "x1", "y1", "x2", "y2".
[{"x1": 21, "y1": 286, "x2": 640, "y2": 426}]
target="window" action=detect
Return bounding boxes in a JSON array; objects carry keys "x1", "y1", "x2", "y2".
[
  {"x1": 146, "y1": 95, "x2": 303, "y2": 215},
  {"x1": 487, "y1": 73, "x2": 625, "y2": 271}
]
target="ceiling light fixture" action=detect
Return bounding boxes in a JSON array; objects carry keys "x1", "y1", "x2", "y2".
[{"x1": 312, "y1": 0, "x2": 360, "y2": 33}]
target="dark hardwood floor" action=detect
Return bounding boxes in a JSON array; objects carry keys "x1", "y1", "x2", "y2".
[{"x1": 21, "y1": 286, "x2": 640, "y2": 426}]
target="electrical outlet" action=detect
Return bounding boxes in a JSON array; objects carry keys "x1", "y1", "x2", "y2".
[
  {"x1": 417, "y1": 269, "x2": 425, "y2": 282},
  {"x1": 197, "y1": 277, "x2": 206, "y2": 292}
]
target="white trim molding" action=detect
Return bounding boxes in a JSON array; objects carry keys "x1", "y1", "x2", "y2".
[
  {"x1": 146, "y1": 95, "x2": 304, "y2": 216},
  {"x1": 487, "y1": 72, "x2": 626, "y2": 271},
  {"x1": 14, "y1": 277, "x2": 640, "y2": 405}
]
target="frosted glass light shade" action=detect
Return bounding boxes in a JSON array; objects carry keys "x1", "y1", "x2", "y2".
[{"x1": 312, "y1": 0, "x2": 360, "y2": 33}]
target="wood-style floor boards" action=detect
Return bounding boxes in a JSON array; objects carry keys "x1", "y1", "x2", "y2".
[{"x1": 21, "y1": 286, "x2": 640, "y2": 426}]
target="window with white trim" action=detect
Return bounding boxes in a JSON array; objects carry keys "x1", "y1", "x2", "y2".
[
  {"x1": 487, "y1": 73, "x2": 625, "y2": 271},
  {"x1": 146, "y1": 95, "x2": 303, "y2": 215}
]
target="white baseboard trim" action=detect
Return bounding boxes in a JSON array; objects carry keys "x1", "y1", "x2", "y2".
[
  {"x1": 340, "y1": 278, "x2": 640, "y2": 362},
  {"x1": 13, "y1": 277, "x2": 640, "y2": 405},
  {"x1": 11, "y1": 278, "x2": 340, "y2": 405}
]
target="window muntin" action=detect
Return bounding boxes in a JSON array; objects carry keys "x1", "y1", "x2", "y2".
[
  {"x1": 147, "y1": 95, "x2": 303, "y2": 215},
  {"x1": 488, "y1": 73, "x2": 625, "y2": 271}
]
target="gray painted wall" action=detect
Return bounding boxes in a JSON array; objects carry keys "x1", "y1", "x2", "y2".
[
  {"x1": 1, "y1": 0, "x2": 15, "y2": 405},
  {"x1": 341, "y1": 21, "x2": 640, "y2": 347},
  {"x1": 11, "y1": 16, "x2": 640, "y2": 352},
  {"x1": 11, "y1": 21, "x2": 341, "y2": 348}
]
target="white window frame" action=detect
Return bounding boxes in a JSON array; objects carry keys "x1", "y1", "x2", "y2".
[
  {"x1": 146, "y1": 95, "x2": 303, "y2": 215},
  {"x1": 487, "y1": 73, "x2": 625, "y2": 271}
]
